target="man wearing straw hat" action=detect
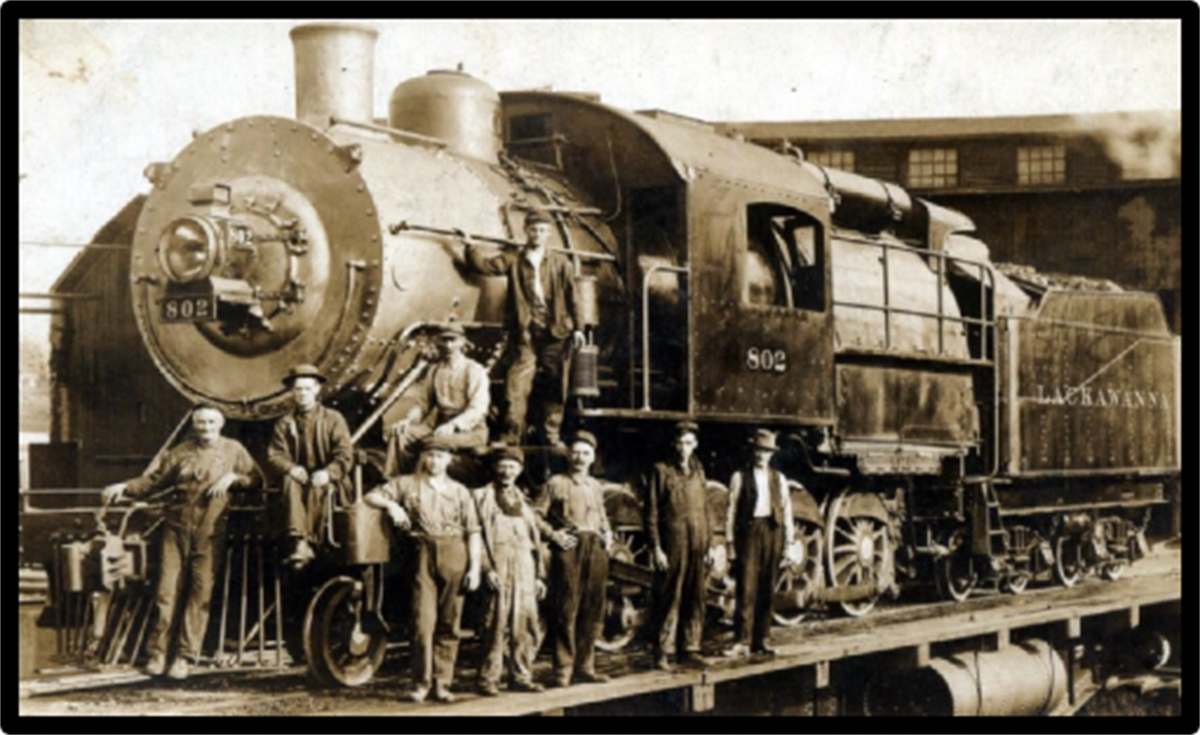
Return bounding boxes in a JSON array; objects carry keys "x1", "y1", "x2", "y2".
[
  {"x1": 725, "y1": 428, "x2": 796, "y2": 659},
  {"x1": 102, "y1": 403, "x2": 261, "y2": 681},
  {"x1": 464, "y1": 210, "x2": 585, "y2": 449},
  {"x1": 267, "y1": 364, "x2": 354, "y2": 569},
  {"x1": 387, "y1": 322, "x2": 491, "y2": 475}
]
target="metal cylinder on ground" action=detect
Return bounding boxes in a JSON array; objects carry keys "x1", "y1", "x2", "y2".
[{"x1": 863, "y1": 639, "x2": 1068, "y2": 717}]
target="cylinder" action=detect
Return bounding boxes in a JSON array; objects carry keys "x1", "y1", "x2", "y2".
[
  {"x1": 333, "y1": 504, "x2": 391, "y2": 566},
  {"x1": 864, "y1": 640, "x2": 1068, "y2": 717},
  {"x1": 570, "y1": 344, "x2": 601, "y2": 399},
  {"x1": 290, "y1": 23, "x2": 378, "y2": 128},
  {"x1": 388, "y1": 70, "x2": 501, "y2": 161}
]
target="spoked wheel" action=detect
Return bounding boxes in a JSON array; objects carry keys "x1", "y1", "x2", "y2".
[
  {"x1": 597, "y1": 529, "x2": 649, "y2": 652},
  {"x1": 1001, "y1": 571, "x2": 1031, "y2": 595},
  {"x1": 826, "y1": 492, "x2": 892, "y2": 617},
  {"x1": 304, "y1": 577, "x2": 388, "y2": 688},
  {"x1": 1053, "y1": 536, "x2": 1085, "y2": 588},
  {"x1": 933, "y1": 530, "x2": 978, "y2": 603},
  {"x1": 773, "y1": 519, "x2": 823, "y2": 626},
  {"x1": 1099, "y1": 561, "x2": 1127, "y2": 581}
]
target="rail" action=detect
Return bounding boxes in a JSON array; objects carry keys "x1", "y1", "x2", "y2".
[
  {"x1": 389, "y1": 221, "x2": 618, "y2": 263},
  {"x1": 641, "y1": 264, "x2": 690, "y2": 411}
]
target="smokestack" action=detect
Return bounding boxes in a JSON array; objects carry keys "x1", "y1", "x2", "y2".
[{"x1": 289, "y1": 23, "x2": 378, "y2": 128}]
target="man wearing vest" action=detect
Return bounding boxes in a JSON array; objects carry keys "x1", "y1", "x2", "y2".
[
  {"x1": 464, "y1": 210, "x2": 585, "y2": 449},
  {"x1": 725, "y1": 429, "x2": 795, "y2": 658}
]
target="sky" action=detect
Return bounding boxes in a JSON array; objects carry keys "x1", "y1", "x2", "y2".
[{"x1": 18, "y1": 19, "x2": 1183, "y2": 292}]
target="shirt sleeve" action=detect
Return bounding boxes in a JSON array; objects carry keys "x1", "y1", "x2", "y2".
[
  {"x1": 532, "y1": 479, "x2": 559, "y2": 537},
  {"x1": 451, "y1": 363, "x2": 490, "y2": 432},
  {"x1": 644, "y1": 467, "x2": 662, "y2": 552},
  {"x1": 125, "y1": 447, "x2": 183, "y2": 498},
  {"x1": 597, "y1": 481, "x2": 612, "y2": 537},
  {"x1": 460, "y1": 485, "x2": 482, "y2": 535},
  {"x1": 267, "y1": 417, "x2": 297, "y2": 478},
  {"x1": 323, "y1": 410, "x2": 355, "y2": 483},
  {"x1": 465, "y1": 243, "x2": 513, "y2": 277},
  {"x1": 726, "y1": 471, "x2": 741, "y2": 545},
  {"x1": 234, "y1": 444, "x2": 264, "y2": 491}
]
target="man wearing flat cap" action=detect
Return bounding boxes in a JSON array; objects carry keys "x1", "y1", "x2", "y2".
[
  {"x1": 366, "y1": 436, "x2": 483, "y2": 704},
  {"x1": 388, "y1": 322, "x2": 491, "y2": 475},
  {"x1": 473, "y1": 446, "x2": 547, "y2": 697},
  {"x1": 645, "y1": 421, "x2": 714, "y2": 671},
  {"x1": 464, "y1": 210, "x2": 584, "y2": 449},
  {"x1": 725, "y1": 429, "x2": 796, "y2": 658},
  {"x1": 267, "y1": 364, "x2": 354, "y2": 569},
  {"x1": 534, "y1": 430, "x2": 613, "y2": 687}
]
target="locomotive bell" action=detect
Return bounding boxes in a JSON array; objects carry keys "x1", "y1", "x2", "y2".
[{"x1": 388, "y1": 70, "x2": 502, "y2": 161}]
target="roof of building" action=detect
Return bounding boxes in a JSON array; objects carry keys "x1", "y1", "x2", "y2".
[{"x1": 718, "y1": 110, "x2": 1182, "y2": 142}]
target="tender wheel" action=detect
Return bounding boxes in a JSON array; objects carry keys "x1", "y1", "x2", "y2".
[
  {"x1": 1053, "y1": 536, "x2": 1084, "y2": 588},
  {"x1": 1099, "y1": 561, "x2": 1126, "y2": 581},
  {"x1": 773, "y1": 519, "x2": 823, "y2": 626},
  {"x1": 303, "y1": 577, "x2": 388, "y2": 688},
  {"x1": 597, "y1": 529, "x2": 649, "y2": 652},
  {"x1": 933, "y1": 530, "x2": 978, "y2": 603},
  {"x1": 826, "y1": 492, "x2": 892, "y2": 617},
  {"x1": 1001, "y1": 572, "x2": 1031, "y2": 595}
]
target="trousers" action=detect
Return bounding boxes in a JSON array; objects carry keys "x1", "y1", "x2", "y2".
[
  {"x1": 654, "y1": 525, "x2": 708, "y2": 656},
  {"x1": 150, "y1": 502, "x2": 228, "y2": 660},
  {"x1": 480, "y1": 538, "x2": 542, "y2": 687},
  {"x1": 410, "y1": 536, "x2": 469, "y2": 690},
  {"x1": 283, "y1": 477, "x2": 345, "y2": 544},
  {"x1": 503, "y1": 331, "x2": 569, "y2": 445},
  {"x1": 735, "y1": 518, "x2": 783, "y2": 648},
  {"x1": 549, "y1": 532, "x2": 608, "y2": 680}
]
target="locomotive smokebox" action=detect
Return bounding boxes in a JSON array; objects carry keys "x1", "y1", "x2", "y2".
[
  {"x1": 388, "y1": 70, "x2": 502, "y2": 161},
  {"x1": 290, "y1": 23, "x2": 378, "y2": 128}
]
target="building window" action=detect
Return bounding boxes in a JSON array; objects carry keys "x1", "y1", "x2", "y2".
[
  {"x1": 1017, "y1": 145, "x2": 1066, "y2": 185},
  {"x1": 809, "y1": 150, "x2": 855, "y2": 172},
  {"x1": 907, "y1": 148, "x2": 958, "y2": 189}
]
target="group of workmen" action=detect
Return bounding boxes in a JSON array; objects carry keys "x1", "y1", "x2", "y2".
[{"x1": 100, "y1": 210, "x2": 803, "y2": 703}]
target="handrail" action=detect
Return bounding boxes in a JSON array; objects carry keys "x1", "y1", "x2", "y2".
[{"x1": 641, "y1": 264, "x2": 689, "y2": 411}]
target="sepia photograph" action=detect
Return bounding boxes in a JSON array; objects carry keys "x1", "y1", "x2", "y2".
[{"x1": 16, "y1": 17, "x2": 1183, "y2": 722}]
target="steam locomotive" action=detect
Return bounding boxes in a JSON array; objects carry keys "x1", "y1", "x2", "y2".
[{"x1": 22, "y1": 23, "x2": 1180, "y2": 688}]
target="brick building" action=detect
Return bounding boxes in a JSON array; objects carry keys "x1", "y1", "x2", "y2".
[{"x1": 718, "y1": 112, "x2": 1182, "y2": 334}]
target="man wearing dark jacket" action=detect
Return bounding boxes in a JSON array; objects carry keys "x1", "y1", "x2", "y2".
[
  {"x1": 465, "y1": 210, "x2": 584, "y2": 448},
  {"x1": 268, "y1": 364, "x2": 355, "y2": 568},
  {"x1": 645, "y1": 421, "x2": 714, "y2": 671}
]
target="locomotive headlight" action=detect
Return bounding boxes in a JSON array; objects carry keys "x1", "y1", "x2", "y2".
[{"x1": 157, "y1": 215, "x2": 221, "y2": 283}]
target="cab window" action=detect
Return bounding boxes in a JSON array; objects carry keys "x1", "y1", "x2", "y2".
[{"x1": 743, "y1": 204, "x2": 826, "y2": 312}]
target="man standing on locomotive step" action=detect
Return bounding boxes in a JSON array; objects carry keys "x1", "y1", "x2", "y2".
[
  {"x1": 464, "y1": 210, "x2": 585, "y2": 449},
  {"x1": 102, "y1": 403, "x2": 262, "y2": 681},
  {"x1": 534, "y1": 430, "x2": 613, "y2": 687},
  {"x1": 366, "y1": 437, "x2": 483, "y2": 704},
  {"x1": 725, "y1": 429, "x2": 797, "y2": 658},
  {"x1": 387, "y1": 322, "x2": 491, "y2": 475},
  {"x1": 268, "y1": 364, "x2": 355, "y2": 569},
  {"x1": 474, "y1": 446, "x2": 547, "y2": 697},
  {"x1": 645, "y1": 421, "x2": 715, "y2": 671}
]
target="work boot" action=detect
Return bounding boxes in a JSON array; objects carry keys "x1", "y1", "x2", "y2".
[
  {"x1": 478, "y1": 682, "x2": 500, "y2": 697},
  {"x1": 574, "y1": 671, "x2": 610, "y2": 684},
  {"x1": 724, "y1": 643, "x2": 751, "y2": 659},
  {"x1": 751, "y1": 644, "x2": 776, "y2": 657},
  {"x1": 678, "y1": 652, "x2": 711, "y2": 669},
  {"x1": 407, "y1": 685, "x2": 430, "y2": 704},
  {"x1": 433, "y1": 684, "x2": 457, "y2": 704},
  {"x1": 286, "y1": 539, "x2": 316, "y2": 569},
  {"x1": 653, "y1": 653, "x2": 675, "y2": 672},
  {"x1": 510, "y1": 680, "x2": 545, "y2": 693},
  {"x1": 166, "y1": 658, "x2": 190, "y2": 681},
  {"x1": 145, "y1": 652, "x2": 168, "y2": 677}
]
